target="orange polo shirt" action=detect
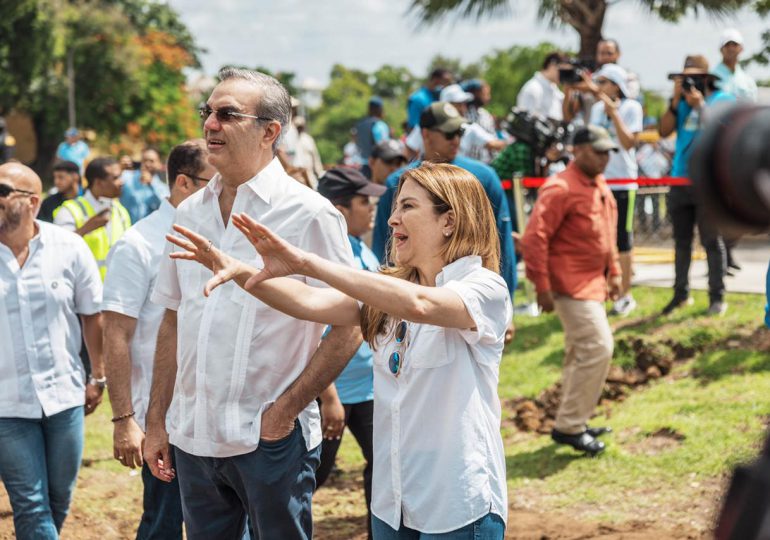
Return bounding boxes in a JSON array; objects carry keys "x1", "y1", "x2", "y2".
[{"x1": 522, "y1": 162, "x2": 621, "y2": 302}]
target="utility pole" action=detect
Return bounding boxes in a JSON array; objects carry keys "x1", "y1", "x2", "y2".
[{"x1": 67, "y1": 47, "x2": 76, "y2": 128}]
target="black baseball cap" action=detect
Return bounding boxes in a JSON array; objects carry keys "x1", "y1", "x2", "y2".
[
  {"x1": 371, "y1": 140, "x2": 408, "y2": 162},
  {"x1": 318, "y1": 166, "x2": 387, "y2": 201}
]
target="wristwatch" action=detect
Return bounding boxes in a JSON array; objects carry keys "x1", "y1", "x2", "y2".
[{"x1": 88, "y1": 375, "x2": 107, "y2": 389}]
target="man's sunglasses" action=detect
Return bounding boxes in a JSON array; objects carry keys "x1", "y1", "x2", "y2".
[
  {"x1": 198, "y1": 106, "x2": 273, "y2": 123},
  {"x1": 180, "y1": 171, "x2": 213, "y2": 184},
  {"x1": 0, "y1": 184, "x2": 35, "y2": 198},
  {"x1": 432, "y1": 128, "x2": 464, "y2": 141},
  {"x1": 388, "y1": 321, "x2": 409, "y2": 377}
]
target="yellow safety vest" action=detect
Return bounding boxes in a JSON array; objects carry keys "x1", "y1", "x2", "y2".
[{"x1": 54, "y1": 195, "x2": 131, "y2": 280}]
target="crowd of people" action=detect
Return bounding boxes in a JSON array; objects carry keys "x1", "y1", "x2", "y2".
[{"x1": 0, "y1": 26, "x2": 765, "y2": 540}]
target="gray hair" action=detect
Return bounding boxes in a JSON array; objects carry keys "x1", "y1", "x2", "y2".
[{"x1": 217, "y1": 67, "x2": 292, "y2": 153}]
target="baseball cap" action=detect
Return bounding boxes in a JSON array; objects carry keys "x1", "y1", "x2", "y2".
[
  {"x1": 317, "y1": 166, "x2": 387, "y2": 201},
  {"x1": 720, "y1": 28, "x2": 744, "y2": 48},
  {"x1": 369, "y1": 96, "x2": 384, "y2": 108},
  {"x1": 572, "y1": 126, "x2": 619, "y2": 152},
  {"x1": 419, "y1": 102, "x2": 465, "y2": 134},
  {"x1": 439, "y1": 84, "x2": 474, "y2": 104},
  {"x1": 461, "y1": 79, "x2": 484, "y2": 92},
  {"x1": 372, "y1": 140, "x2": 408, "y2": 162},
  {"x1": 592, "y1": 63, "x2": 630, "y2": 98},
  {"x1": 65, "y1": 127, "x2": 79, "y2": 137}
]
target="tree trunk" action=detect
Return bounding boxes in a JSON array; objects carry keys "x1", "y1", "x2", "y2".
[{"x1": 559, "y1": 0, "x2": 608, "y2": 59}]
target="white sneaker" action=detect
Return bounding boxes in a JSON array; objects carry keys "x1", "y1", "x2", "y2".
[{"x1": 611, "y1": 295, "x2": 637, "y2": 316}]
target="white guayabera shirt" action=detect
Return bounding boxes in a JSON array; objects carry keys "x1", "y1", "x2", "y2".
[
  {"x1": 151, "y1": 158, "x2": 353, "y2": 458},
  {"x1": 0, "y1": 222, "x2": 102, "y2": 418},
  {"x1": 371, "y1": 255, "x2": 512, "y2": 533},
  {"x1": 102, "y1": 198, "x2": 176, "y2": 430}
]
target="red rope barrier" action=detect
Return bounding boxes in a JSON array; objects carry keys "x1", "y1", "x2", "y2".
[{"x1": 501, "y1": 177, "x2": 693, "y2": 190}]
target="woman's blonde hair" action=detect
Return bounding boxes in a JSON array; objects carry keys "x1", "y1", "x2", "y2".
[{"x1": 360, "y1": 162, "x2": 500, "y2": 345}]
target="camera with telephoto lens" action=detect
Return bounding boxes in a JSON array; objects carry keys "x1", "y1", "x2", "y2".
[
  {"x1": 558, "y1": 58, "x2": 598, "y2": 85},
  {"x1": 502, "y1": 108, "x2": 569, "y2": 158}
]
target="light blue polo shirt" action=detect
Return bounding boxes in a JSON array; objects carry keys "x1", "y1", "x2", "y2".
[{"x1": 333, "y1": 235, "x2": 378, "y2": 404}]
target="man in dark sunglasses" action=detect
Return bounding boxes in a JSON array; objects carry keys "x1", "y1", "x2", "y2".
[
  {"x1": 373, "y1": 101, "x2": 518, "y2": 342},
  {"x1": 0, "y1": 162, "x2": 105, "y2": 539},
  {"x1": 144, "y1": 68, "x2": 360, "y2": 540}
]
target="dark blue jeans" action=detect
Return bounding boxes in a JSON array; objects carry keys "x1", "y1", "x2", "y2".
[
  {"x1": 0, "y1": 406, "x2": 84, "y2": 540},
  {"x1": 175, "y1": 422, "x2": 320, "y2": 540},
  {"x1": 371, "y1": 512, "x2": 505, "y2": 540},
  {"x1": 137, "y1": 446, "x2": 183, "y2": 540}
]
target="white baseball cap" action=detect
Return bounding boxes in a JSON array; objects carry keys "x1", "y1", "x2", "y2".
[
  {"x1": 720, "y1": 28, "x2": 744, "y2": 48},
  {"x1": 439, "y1": 84, "x2": 474, "y2": 104},
  {"x1": 592, "y1": 63, "x2": 630, "y2": 98}
]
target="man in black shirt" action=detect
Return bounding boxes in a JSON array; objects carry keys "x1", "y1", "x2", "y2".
[{"x1": 38, "y1": 160, "x2": 82, "y2": 222}]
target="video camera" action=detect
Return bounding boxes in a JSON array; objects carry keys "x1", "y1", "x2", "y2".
[
  {"x1": 502, "y1": 108, "x2": 569, "y2": 158},
  {"x1": 558, "y1": 58, "x2": 598, "y2": 85}
]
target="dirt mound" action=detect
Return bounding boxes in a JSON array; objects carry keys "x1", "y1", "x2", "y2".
[{"x1": 508, "y1": 335, "x2": 701, "y2": 433}]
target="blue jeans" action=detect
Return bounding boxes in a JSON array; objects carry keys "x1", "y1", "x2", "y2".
[
  {"x1": 371, "y1": 512, "x2": 505, "y2": 540},
  {"x1": 0, "y1": 406, "x2": 84, "y2": 540},
  {"x1": 137, "y1": 446, "x2": 183, "y2": 540},
  {"x1": 175, "y1": 422, "x2": 320, "y2": 540}
]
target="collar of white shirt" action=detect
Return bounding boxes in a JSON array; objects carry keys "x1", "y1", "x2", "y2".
[
  {"x1": 202, "y1": 157, "x2": 287, "y2": 207},
  {"x1": 435, "y1": 255, "x2": 483, "y2": 286}
]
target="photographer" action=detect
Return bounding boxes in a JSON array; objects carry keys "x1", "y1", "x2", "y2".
[
  {"x1": 659, "y1": 55, "x2": 735, "y2": 316},
  {"x1": 517, "y1": 52, "x2": 566, "y2": 121},
  {"x1": 587, "y1": 64, "x2": 643, "y2": 316}
]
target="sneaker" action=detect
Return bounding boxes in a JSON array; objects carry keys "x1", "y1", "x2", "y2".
[
  {"x1": 707, "y1": 300, "x2": 728, "y2": 316},
  {"x1": 611, "y1": 295, "x2": 637, "y2": 316},
  {"x1": 661, "y1": 295, "x2": 693, "y2": 315}
]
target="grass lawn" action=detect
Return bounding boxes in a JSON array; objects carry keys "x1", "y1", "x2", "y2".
[{"x1": 0, "y1": 286, "x2": 767, "y2": 539}]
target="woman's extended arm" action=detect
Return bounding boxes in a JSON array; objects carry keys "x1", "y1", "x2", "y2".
[
  {"x1": 232, "y1": 214, "x2": 476, "y2": 330},
  {"x1": 167, "y1": 225, "x2": 360, "y2": 327}
]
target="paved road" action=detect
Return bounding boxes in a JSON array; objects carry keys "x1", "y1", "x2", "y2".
[{"x1": 634, "y1": 237, "x2": 768, "y2": 294}]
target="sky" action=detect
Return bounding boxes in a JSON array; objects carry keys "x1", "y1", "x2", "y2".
[{"x1": 168, "y1": 0, "x2": 769, "y2": 94}]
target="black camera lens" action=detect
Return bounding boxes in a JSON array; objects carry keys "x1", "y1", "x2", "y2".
[{"x1": 690, "y1": 105, "x2": 770, "y2": 234}]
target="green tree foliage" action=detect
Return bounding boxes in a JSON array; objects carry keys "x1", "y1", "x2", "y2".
[
  {"x1": 408, "y1": 0, "x2": 756, "y2": 57},
  {"x1": 0, "y1": 0, "x2": 201, "y2": 172}
]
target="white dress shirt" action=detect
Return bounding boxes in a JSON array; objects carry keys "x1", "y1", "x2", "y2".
[
  {"x1": 0, "y1": 221, "x2": 102, "y2": 418},
  {"x1": 517, "y1": 72, "x2": 565, "y2": 121},
  {"x1": 370, "y1": 255, "x2": 512, "y2": 533},
  {"x1": 53, "y1": 189, "x2": 116, "y2": 235},
  {"x1": 102, "y1": 199, "x2": 175, "y2": 430},
  {"x1": 151, "y1": 158, "x2": 354, "y2": 458}
]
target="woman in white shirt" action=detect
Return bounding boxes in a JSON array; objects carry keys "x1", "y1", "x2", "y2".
[{"x1": 168, "y1": 162, "x2": 511, "y2": 539}]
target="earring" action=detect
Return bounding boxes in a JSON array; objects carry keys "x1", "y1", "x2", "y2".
[{"x1": 444, "y1": 231, "x2": 451, "y2": 237}]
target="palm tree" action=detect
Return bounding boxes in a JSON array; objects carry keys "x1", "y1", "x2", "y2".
[{"x1": 408, "y1": 0, "x2": 753, "y2": 58}]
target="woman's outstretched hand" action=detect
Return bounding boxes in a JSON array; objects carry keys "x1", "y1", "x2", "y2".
[
  {"x1": 231, "y1": 213, "x2": 310, "y2": 288},
  {"x1": 167, "y1": 224, "x2": 243, "y2": 296}
]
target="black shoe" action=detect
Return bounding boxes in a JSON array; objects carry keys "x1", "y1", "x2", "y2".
[
  {"x1": 728, "y1": 261, "x2": 742, "y2": 271},
  {"x1": 586, "y1": 426, "x2": 612, "y2": 438},
  {"x1": 661, "y1": 295, "x2": 692, "y2": 315},
  {"x1": 551, "y1": 429, "x2": 605, "y2": 455}
]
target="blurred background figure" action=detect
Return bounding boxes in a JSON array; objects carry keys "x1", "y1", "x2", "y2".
[
  {"x1": 119, "y1": 147, "x2": 170, "y2": 224},
  {"x1": 56, "y1": 127, "x2": 90, "y2": 173},
  {"x1": 38, "y1": 160, "x2": 82, "y2": 223}
]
